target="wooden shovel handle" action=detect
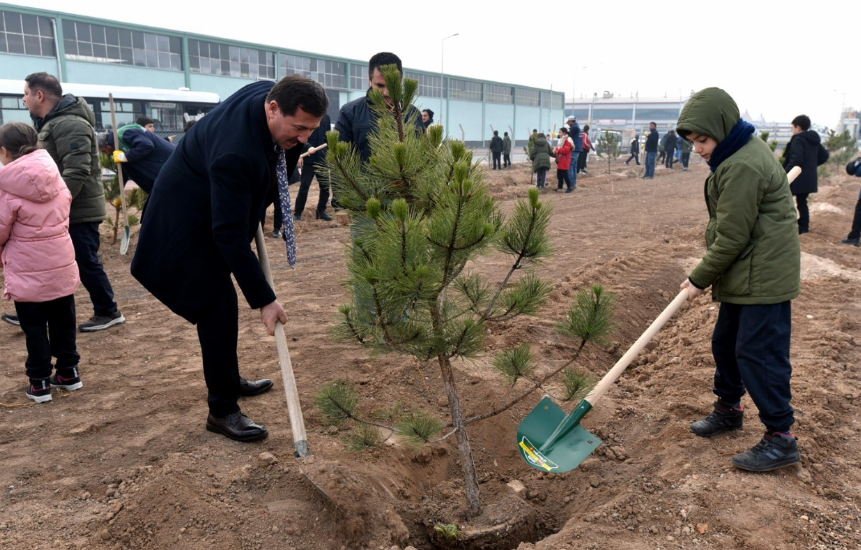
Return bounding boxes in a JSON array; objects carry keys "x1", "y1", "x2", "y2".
[
  {"x1": 254, "y1": 224, "x2": 309, "y2": 457},
  {"x1": 586, "y1": 289, "x2": 689, "y2": 406},
  {"x1": 299, "y1": 142, "x2": 327, "y2": 159}
]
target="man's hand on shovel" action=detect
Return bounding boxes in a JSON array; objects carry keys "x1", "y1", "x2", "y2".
[{"x1": 260, "y1": 300, "x2": 288, "y2": 336}]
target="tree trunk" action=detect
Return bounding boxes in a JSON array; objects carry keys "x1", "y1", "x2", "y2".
[{"x1": 437, "y1": 353, "x2": 482, "y2": 517}]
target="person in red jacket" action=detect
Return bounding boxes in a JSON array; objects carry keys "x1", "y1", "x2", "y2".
[{"x1": 554, "y1": 127, "x2": 574, "y2": 193}]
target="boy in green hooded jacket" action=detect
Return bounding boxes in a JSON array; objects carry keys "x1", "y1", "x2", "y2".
[{"x1": 676, "y1": 87, "x2": 801, "y2": 472}]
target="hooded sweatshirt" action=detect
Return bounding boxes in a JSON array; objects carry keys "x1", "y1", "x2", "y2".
[
  {"x1": 676, "y1": 87, "x2": 800, "y2": 304},
  {"x1": 0, "y1": 149, "x2": 79, "y2": 302}
]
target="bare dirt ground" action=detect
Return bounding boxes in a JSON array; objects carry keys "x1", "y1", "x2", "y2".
[{"x1": 2, "y1": 154, "x2": 860, "y2": 550}]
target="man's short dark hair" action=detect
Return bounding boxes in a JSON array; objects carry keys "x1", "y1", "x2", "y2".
[
  {"x1": 532, "y1": 129, "x2": 538, "y2": 133},
  {"x1": 25, "y1": 72, "x2": 63, "y2": 99},
  {"x1": 493, "y1": 130, "x2": 498, "y2": 136},
  {"x1": 368, "y1": 52, "x2": 403, "y2": 77},
  {"x1": 266, "y1": 74, "x2": 329, "y2": 117},
  {"x1": 422, "y1": 108, "x2": 434, "y2": 118},
  {"x1": 504, "y1": 132, "x2": 508, "y2": 136},
  {"x1": 649, "y1": 121, "x2": 656, "y2": 126},
  {"x1": 136, "y1": 116, "x2": 155, "y2": 126},
  {"x1": 792, "y1": 115, "x2": 811, "y2": 131}
]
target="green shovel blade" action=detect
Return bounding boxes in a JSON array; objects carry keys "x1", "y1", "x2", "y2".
[{"x1": 517, "y1": 396, "x2": 602, "y2": 473}]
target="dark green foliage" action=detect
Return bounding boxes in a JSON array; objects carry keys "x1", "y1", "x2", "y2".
[
  {"x1": 492, "y1": 343, "x2": 536, "y2": 384},
  {"x1": 759, "y1": 131, "x2": 778, "y2": 153},
  {"x1": 314, "y1": 380, "x2": 359, "y2": 426},
  {"x1": 561, "y1": 368, "x2": 596, "y2": 401},
  {"x1": 558, "y1": 285, "x2": 615, "y2": 345},
  {"x1": 395, "y1": 408, "x2": 445, "y2": 445},
  {"x1": 344, "y1": 423, "x2": 383, "y2": 451},
  {"x1": 824, "y1": 129, "x2": 858, "y2": 167}
]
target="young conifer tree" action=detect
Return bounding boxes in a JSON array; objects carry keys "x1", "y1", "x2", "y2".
[{"x1": 322, "y1": 65, "x2": 610, "y2": 516}]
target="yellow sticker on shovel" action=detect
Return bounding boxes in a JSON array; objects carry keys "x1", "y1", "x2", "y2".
[{"x1": 519, "y1": 436, "x2": 559, "y2": 471}]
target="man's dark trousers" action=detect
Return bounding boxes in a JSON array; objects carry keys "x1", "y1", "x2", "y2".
[
  {"x1": 196, "y1": 275, "x2": 242, "y2": 417},
  {"x1": 492, "y1": 152, "x2": 502, "y2": 169},
  {"x1": 15, "y1": 295, "x2": 79, "y2": 381},
  {"x1": 294, "y1": 165, "x2": 330, "y2": 217},
  {"x1": 711, "y1": 301, "x2": 794, "y2": 432},
  {"x1": 795, "y1": 194, "x2": 810, "y2": 233},
  {"x1": 69, "y1": 222, "x2": 118, "y2": 316}
]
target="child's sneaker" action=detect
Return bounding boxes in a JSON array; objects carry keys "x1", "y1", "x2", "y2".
[
  {"x1": 26, "y1": 379, "x2": 52, "y2": 403},
  {"x1": 50, "y1": 368, "x2": 83, "y2": 391},
  {"x1": 691, "y1": 399, "x2": 743, "y2": 437},
  {"x1": 732, "y1": 432, "x2": 800, "y2": 472}
]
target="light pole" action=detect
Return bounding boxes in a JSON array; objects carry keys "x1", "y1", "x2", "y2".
[{"x1": 440, "y1": 33, "x2": 459, "y2": 135}]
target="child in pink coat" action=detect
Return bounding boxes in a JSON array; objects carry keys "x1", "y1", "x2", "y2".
[{"x1": 0, "y1": 122, "x2": 81, "y2": 403}]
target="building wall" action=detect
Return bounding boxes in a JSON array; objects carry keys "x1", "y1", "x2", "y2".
[{"x1": 0, "y1": 3, "x2": 564, "y2": 147}]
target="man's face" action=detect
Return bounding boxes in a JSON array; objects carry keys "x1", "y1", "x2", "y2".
[
  {"x1": 649, "y1": 123, "x2": 657, "y2": 131},
  {"x1": 686, "y1": 132, "x2": 718, "y2": 161},
  {"x1": 370, "y1": 68, "x2": 392, "y2": 106},
  {"x1": 23, "y1": 83, "x2": 47, "y2": 118},
  {"x1": 422, "y1": 111, "x2": 429, "y2": 124},
  {"x1": 99, "y1": 144, "x2": 114, "y2": 156},
  {"x1": 143, "y1": 123, "x2": 155, "y2": 132},
  {"x1": 266, "y1": 103, "x2": 322, "y2": 150}
]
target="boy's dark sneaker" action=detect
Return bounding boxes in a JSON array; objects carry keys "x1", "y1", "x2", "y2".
[
  {"x1": 691, "y1": 400, "x2": 743, "y2": 437},
  {"x1": 50, "y1": 368, "x2": 83, "y2": 391},
  {"x1": 732, "y1": 432, "x2": 800, "y2": 472},
  {"x1": 841, "y1": 237, "x2": 860, "y2": 246},
  {"x1": 2, "y1": 313, "x2": 20, "y2": 326},
  {"x1": 26, "y1": 379, "x2": 52, "y2": 403},
  {"x1": 79, "y1": 311, "x2": 126, "y2": 332}
]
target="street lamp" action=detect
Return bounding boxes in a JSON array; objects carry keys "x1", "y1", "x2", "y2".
[{"x1": 440, "y1": 33, "x2": 459, "y2": 135}]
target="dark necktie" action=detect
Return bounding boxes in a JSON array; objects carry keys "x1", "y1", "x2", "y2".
[{"x1": 275, "y1": 147, "x2": 297, "y2": 268}]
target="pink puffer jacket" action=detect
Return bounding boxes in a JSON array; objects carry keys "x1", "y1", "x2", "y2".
[{"x1": 0, "y1": 149, "x2": 79, "y2": 302}]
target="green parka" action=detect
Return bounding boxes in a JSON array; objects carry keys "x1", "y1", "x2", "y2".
[
  {"x1": 676, "y1": 87, "x2": 800, "y2": 304},
  {"x1": 529, "y1": 135, "x2": 553, "y2": 171},
  {"x1": 35, "y1": 95, "x2": 106, "y2": 224}
]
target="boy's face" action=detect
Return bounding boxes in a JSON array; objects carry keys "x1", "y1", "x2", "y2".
[{"x1": 686, "y1": 132, "x2": 718, "y2": 161}]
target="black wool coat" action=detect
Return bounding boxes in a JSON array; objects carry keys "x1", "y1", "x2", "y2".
[
  {"x1": 131, "y1": 81, "x2": 301, "y2": 323},
  {"x1": 783, "y1": 130, "x2": 829, "y2": 195},
  {"x1": 120, "y1": 127, "x2": 176, "y2": 194}
]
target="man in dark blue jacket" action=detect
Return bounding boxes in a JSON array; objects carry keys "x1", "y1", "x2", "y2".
[
  {"x1": 643, "y1": 122, "x2": 660, "y2": 179},
  {"x1": 131, "y1": 75, "x2": 328, "y2": 442},
  {"x1": 98, "y1": 124, "x2": 175, "y2": 194},
  {"x1": 335, "y1": 52, "x2": 424, "y2": 163}
]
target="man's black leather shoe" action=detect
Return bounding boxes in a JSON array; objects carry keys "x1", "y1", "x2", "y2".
[
  {"x1": 316, "y1": 210, "x2": 333, "y2": 221},
  {"x1": 239, "y1": 377, "x2": 273, "y2": 397},
  {"x1": 206, "y1": 411, "x2": 268, "y2": 442}
]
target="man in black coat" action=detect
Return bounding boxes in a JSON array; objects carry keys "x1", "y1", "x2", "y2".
[
  {"x1": 643, "y1": 122, "x2": 659, "y2": 179},
  {"x1": 98, "y1": 124, "x2": 176, "y2": 194},
  {"x1": 783, "y1": 114, "x2": 829, "y2": 234},
  {"x1": 293, "y1": 113, "x2": 333, "y2": 221},
  {"x1": 131, "y1": 75, "x2": 328, "y2": 442},
  {"x1": 489, "y1": 130, "x2": 503, "y2": 169}
]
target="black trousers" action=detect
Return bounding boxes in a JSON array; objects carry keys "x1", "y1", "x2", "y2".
[
  {"x1": 712, "y1": 301, "x2": 794, "y2": 432},
  {"x1": 503, "y1": 153, "x2": 511, "y2": 167},
  {"x1": 15, "y1": 295, "x2": 79, "y2": 381},
  {"x1": 795, "y1": 193, "x2": 810, "y2": 232},
  {"x1": 578, "y1": 150, "x2": 588, "y2": 172},
  {"x1": 849, "y1": 198, "x2": 861, "y2": 239},
  {"x1": 625, "y1": 151, "x2": 640, "y2": 165},
  {"x1": 69, "y1": 222, "x2": 117, "y2": 317},
  {"x1": 195, "y1": 276, "x2": 241, "y2": 417},
  {"x1": 293, "y1": 164, "x2": 331, "y2": 217},
  {"x1": 664, "y1": 148, "x2": 675, "y2": 168},
  {"x1": 492, "y1": 152, "x2": 502, "y2": 169},
  {"x1": 556, "y1": 168, "x2": 572, "y2": 190}
]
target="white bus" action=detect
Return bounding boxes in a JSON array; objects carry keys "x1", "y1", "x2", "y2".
[{"x1": 0, "y1": 79, "x2": 220, "y2": 137}]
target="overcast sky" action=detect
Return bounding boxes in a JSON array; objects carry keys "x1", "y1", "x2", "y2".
[{"x1": 12, "y1": 0, "x2": 857, "y2": 129}]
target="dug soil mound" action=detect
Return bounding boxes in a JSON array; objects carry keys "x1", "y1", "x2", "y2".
[{"x1": 2, "y1": 156, "x2": 860, "y2": 550}]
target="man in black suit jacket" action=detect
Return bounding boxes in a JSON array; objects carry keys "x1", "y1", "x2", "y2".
[{"x1": 131, "y1": 75, "x2": 328, "y2": 442}]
